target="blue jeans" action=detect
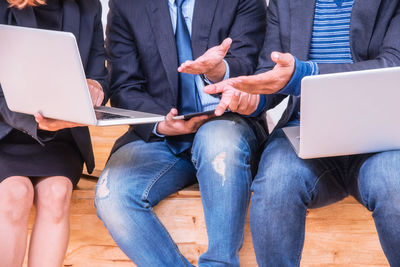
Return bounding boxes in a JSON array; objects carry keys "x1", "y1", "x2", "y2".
[
  {"x1": 251, "y1": 129, "x2": 400, "y2": 267},
  {"x1": 95, "y1": 114, "x2": 259, "y2": 267}
]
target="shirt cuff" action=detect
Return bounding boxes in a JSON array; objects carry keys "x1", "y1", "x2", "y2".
[
  {"x1": 203, "y1": 59, "x2": 230, "y2": 84},
  {"x1": 278, "y1": 57, "x2": 319, "y2": 96},
  {"x1": 152, "y1": 122, "x2": 165, "y2": 138}
]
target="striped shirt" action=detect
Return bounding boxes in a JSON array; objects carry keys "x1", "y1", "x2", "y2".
[{"x1": 309, "y1": 0, "x2": 354, "y2": 64}]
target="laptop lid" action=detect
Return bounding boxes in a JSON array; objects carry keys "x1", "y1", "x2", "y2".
[
  {"x1": 0, "y1": 25, "x2": 98, "y2": 125},
  {"x1": 298, "y1": 67, "x2": 400, "y2": 159}
]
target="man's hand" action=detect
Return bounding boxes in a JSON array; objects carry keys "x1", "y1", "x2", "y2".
[
  {"x1": 156, "y1": 108, "x2": 210, "y2": 136},
  {"x1": 204, "y1": 52, "x2": 295, "y2": 95},
  {"x1": 207, "y1": 83, "x2": 260, "y2": 116},
  {"x1": 34, "y1": 113, "x2": 85, "y2": 132},
  {"x1": 87, "y1": 79, "x2": 104, "y2": 107},
  {"x1": 178, "y1": 38, "x2": 232, "y2": 83}
]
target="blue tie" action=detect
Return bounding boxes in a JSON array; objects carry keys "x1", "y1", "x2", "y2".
[
  {"x1": 175, "y1": 0, "x2": 200, "y2": 114},
  {"x1": 166, "y1": 0, "x2": 201, "y2": 155}
]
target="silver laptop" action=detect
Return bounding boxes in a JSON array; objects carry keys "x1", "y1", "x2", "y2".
[
  {"x1": 283, "y1": 67, "x2": 400, "y2": 159},
  {"x1": 0, "y1": 25, "x2": 165, "y2": 126}
]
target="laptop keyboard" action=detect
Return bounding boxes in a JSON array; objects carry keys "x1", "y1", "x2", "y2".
[{"x1": 95, "y1": 111, "x2": 131, "y2": 120}]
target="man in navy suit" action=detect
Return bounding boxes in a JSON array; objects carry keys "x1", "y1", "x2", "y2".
[
  {"x1": 95, "y1": 0, "x2": 267, "y2": 265},
  {"x1": 206, "y1": 0, "x2": 400, "y2": 265}
]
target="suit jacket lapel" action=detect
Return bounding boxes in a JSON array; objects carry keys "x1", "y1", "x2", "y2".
[
  {"x1": 146, "y1": 0, "x2": 178, "y2": 100},
  {"x1": 10, "y1": 6, "x2": 37, "y2": 27},
  {"x1": 350, "y1": 0, "x2": 381, "y2": 61},
  {"x1": 289, "y1": 0, "x2": 316, "y2": 61},
  {"x1": 191, "y1": 0, "x2": 218, "y2": 59}
]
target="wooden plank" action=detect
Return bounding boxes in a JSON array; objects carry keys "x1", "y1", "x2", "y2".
[{"x1": 24, "y1": 180, "x2": 389, "y2": 266}]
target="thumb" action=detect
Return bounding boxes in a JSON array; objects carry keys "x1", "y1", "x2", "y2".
[
  {"x1": 271, "y1": 52, "x2": 294, "y2": 67},
  {"x1": 219, "y1": 38, "x2": 232, "y2": 55}
]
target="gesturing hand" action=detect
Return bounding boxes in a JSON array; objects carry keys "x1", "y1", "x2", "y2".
[
  {"x1": 156, "y1": 108, "x2": 210, "y2": 136},
  {"x1": 204, "y1": 52, "x2": 295, "y2": 95},
  {"x1": 34, "y1": 113, "x2": 85, "y2": 132},
  {"x1": 87, "y1": 79, "x2": 104, "y2": 107},
  {"x1": 202, "y1": 82, "x2": 260, "y2": 116},
  {"x1": 178, "y1": 38, "x2": 232, "y2": 83}
]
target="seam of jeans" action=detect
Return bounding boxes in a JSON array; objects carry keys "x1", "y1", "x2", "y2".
[
  {"x1": 356, "y1": 179, "x2": 370, "y2": 210},
  {"x1": 149, "y1": 207, "x2": 190, "y2": 266},
  {"x1": 307, "y1": 168, "x2": 336, "y2": 196},
  {"x1": 141, "y1": 157, "x2": 181, "y2": 201},
  {"x1": 295, "y1": 208, "x2": 307, "y2": 267}
]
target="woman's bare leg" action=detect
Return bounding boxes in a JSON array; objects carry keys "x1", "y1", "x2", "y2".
[
  {"x1": 0, "y1": 176, "x2": 34, "y2": 267},
  {"x1": 28, "y1": 176, "x2": 72, "y2": 267}
]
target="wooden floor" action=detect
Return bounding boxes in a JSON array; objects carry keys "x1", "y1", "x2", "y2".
[{"x1": 23, "y1": 125, "x2": 390, "y2": 266}]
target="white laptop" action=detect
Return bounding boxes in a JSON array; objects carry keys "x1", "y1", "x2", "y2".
[
  {"x1": 0, "y1": 25, "x2": 165, "y2": 126},
  {"x1": 282, "y1": 66, "x2": 400, "y2": 159}
]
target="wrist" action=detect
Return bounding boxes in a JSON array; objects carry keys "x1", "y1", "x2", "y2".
[{"x1": 204, "y1": 60, "x2": 226, "y2": 83}]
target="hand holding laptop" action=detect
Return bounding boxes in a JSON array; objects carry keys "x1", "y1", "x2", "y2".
[
  {"x1": 87, "y1": 79, "x2": 104, "y2": 108},
  {"x1": 34, "y1": 79, "x2": 103, "y2": 131}
]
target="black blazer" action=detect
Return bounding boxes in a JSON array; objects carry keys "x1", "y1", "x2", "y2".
[
  {"x1": 257, "y1": 0, "x2": 400, "y2": 131},
  {"x1": 0, "y1": 0, "x2": 108, "y2": 173},
  {"x1": 105, "y1": 0, "x2": 267, "y2": 154}
]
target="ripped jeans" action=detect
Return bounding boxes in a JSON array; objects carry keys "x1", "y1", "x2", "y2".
[{"x1": 95, "y1": 113, "x2": 259, "y2": 267}]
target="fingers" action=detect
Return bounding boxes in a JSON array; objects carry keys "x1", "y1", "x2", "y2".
[
  {"x1": 215, "y1": 90, "x2": 234, "y2": 116},
  {"x1": 34, "y1": 112, "x2": 84, "y2": 131},
  {"x1": 165, "y1": 108, "x2": 178, "y2": 122},
  {"x1": 34, "y1": 113, "x2": 58, "y2": 131},
  {"x1": 229, "y1": 76, "x2": 256, "y2": 93},
  {"x1": 159, "y1": 107, "x2": 210, "y2": 136},
  {"x1": 178, "y1": 60, "x2": 200, "y2": 74},
  {"x1": 238, "y1": 94, "x2": 259, "y2": 115},
  {"x1": 95, "y1": 90, "x2": 104, "y2": 107},
  {"x1": 248, "y1": 94, "x2": 260, "y2": 114},
  {"x1": 203, "y1": 79, "x2": 233, "y2": 94},
  {"x1": 230, "y1": 74, "x2": 277, "y2": 95},
  {"x1": 178, "y1": 38, "x2": 232, "y2": 75},
  {"x1": 185, "y1": 115, "x2": 209, "y2": 133},
  {"x1": 34, "y1": 112, "x2": 44, "y2": 122},
  {"x1": 87, "y1": 79, "x2": 104, "y2": 107},
  {"x1": 271, "y1": 51, "x2": 294, "y2": 67},
  {"x1": 236, "y1": 92, "x2": 250, "y2": 114},
  {"x1": 219, "y1": 37, "x2": 232, "y2": 56},
  {"x1": 228, "y1": 90, "x2": 240, "y2": 112}
]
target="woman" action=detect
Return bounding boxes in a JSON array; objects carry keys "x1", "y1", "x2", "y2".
[{"x1": 0, "y1": 0, "x2": 107, "y2": 265}]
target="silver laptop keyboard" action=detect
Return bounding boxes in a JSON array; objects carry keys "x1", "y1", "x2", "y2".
[{"x1": 95, "y1": 111, "x2": 130, "y2": 120}]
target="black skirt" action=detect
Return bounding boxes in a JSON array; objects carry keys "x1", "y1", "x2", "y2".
[{"x1": 0, "y1": 129, "x2": 83, "y2": 186}]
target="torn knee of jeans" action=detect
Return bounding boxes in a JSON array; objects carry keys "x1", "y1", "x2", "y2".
[
  {"x1": 96, "y1": 169, "x2": 110, "y2": 199},
  {"x1": 212, "y1": 151, "x2": 227, "y2": 186}
]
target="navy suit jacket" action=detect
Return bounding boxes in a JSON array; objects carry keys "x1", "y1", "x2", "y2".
[
  {"x1": 0, "y1": 0, "x2": 108, "y2": 173},
  {"x1": 257, "y1": 0, "x2": 400, "y2": 131},
  {"x1": 105, "y1": 0, "x2": 267, "y2": 154}
]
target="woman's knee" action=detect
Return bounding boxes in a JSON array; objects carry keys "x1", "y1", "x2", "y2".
[
  {"x1": 0, "y1": 177, "x2": 34, "y2": 223},
  {"x1": 34, "y1": 177, "x2": 73, "y2": 223}
]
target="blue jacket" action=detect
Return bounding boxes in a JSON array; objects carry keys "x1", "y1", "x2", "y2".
[
  {"x1": 0, "y1": 0, "x2": 108, "y2": 173},
  {"x1": 105, "y1": 0, "x2": 267, "y2": 154},
  {"x1": 257, "y1": 0, "x2": 400, "y2": 131}
]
